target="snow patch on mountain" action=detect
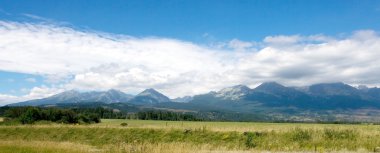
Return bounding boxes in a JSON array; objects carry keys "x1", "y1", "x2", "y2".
[{"x1": 215, "y1": 85, "x2": 251, "y2": 100}]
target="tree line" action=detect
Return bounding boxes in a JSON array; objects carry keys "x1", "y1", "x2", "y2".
[
  {"x1": 70, "y1": 107, "x2": 126, "y2": 119},
  {"x1": 127, "y1": 110, "x2": 202, "y2": 121},
  {"x1": 1, "y1": 106, "x2": 201, "y2": 123},
  {"x1": 2, "y1": 106, "x2": 126, "y2": 124}
]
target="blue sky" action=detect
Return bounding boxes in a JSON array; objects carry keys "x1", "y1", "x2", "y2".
[
  {"x1": 1, "y1": 0, "x2": 380, "y2": 105},
  {"x1": 1, "y1": 0, "x2": 380, "y2": 41}
]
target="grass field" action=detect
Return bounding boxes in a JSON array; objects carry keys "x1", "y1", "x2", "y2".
[
  {"x1": 97, "y1": 119, "x2": 380, "y2": 133},
  {"x1": 1, "y1": 119, "x2": 380, "y2": 152}
]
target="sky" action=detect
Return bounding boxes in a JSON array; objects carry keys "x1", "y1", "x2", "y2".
[{"x1": 1, "y1": 0, "x2": 380, "y2": 105}]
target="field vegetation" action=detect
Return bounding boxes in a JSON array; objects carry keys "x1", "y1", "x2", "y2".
[
  {"x1": 1, "y1": 119, "x2": 380, "y2": 152},
  {"x1": 2, "y1": 107, "x2": 102, "y2": 124}
]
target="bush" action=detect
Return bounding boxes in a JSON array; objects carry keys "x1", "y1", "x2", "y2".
[
  {"x1": 19, "y1": 107, "x2": 41, "y2": 124},
  {"x1": 290, "y1": 128, "x2": 312, "y2": 142},
  {"x1": 120, "y1": 122, "x2": 128, "y2": 127},
  {"x1": 78, "y1": 113, "x2": 100, "y2": 124},
  {"x1": 243, "y1": 132, "x2": 262, "y2": 148}
]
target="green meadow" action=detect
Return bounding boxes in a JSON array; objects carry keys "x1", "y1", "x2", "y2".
[{"x1": 1, "y1": 119, "x2": 380, "y2": 152}]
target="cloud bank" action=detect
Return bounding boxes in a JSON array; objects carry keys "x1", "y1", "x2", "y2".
[{"x1": 1, "y1": 20, "x2": 380, "y2": 104}]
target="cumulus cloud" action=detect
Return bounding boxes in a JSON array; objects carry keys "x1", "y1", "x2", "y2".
[
  {"x1": 0, "y1": 86, "x2": 63, "y2": 105},
  {"x1": 0, "y1": 94, "x2": 18, "y2": 105},
  {"x1": 1, "y1": 20, "x2": 380, "y2": 104}
]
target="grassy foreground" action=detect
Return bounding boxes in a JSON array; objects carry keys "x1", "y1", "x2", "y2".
[
  {"x1": 1, "y1": 119, "x2": 380, "y2": 152},
  {"x1": 97, "y1": 119, "x2": 380, "y2": 133}
]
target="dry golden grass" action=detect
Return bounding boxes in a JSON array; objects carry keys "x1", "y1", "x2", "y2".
[
  {"x1": 0, "y1": 140, "x2": 300, "y2": 153},
  {"x1": 2, "y1": 119, "x2": 380, "y2": 152},
  {"x1": 0, "y1": 117, "x2": 4, "y2": 122},
  {"x1": 95, "y1": 119, "x2": 380, "y2": 135},
  {"x1": 103, "y1": 142, "x2": 376, "y2": 153},
  {"x1": 102, "y1": 142, "x2": 253, "y2": 153},
  {"x1": 0, "y1": 140, "x2": 99, "y2": 153},
  {"x1": 4, "y1": 119, "x2": 380, "y2": 133},
  {"x1": 0, "y1": 140, "x2": 371, "y2": 153}
]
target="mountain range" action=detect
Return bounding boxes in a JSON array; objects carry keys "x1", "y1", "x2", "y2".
[
  {"x1": 10, "y1": 88, "x2": 170, "y2": 106},
  {"x1": 8, "y1": 82, "x2": 380, "y2": 122}
]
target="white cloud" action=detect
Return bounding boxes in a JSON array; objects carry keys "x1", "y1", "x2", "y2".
[
  {"x1": 228, "y1": 39, "x2": 255, "y2": 50},
  {"x1": 1, "y1": 21, "x2": 380, "y2": 104},
  {"x1": 26, "y1": 86, "x2": 63, "y2": 99},
  {"x1": 0, "y1": 94, "x2": 18, "y2": 105},
  {"x1": 0, "y1": 86, "x2": 63, "y2": 106},
  {"x1": 22, "y1": 13, "x2": 51, "y2": 21},
  {"x1": 264, "y1": 35, "x2": 301, "y2": 45},
  {"x1": 25, "y1": 78, "x2": 36, "y2": 83}
]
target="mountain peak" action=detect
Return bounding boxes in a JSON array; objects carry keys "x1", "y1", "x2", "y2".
[
  {"x1": 133, "y1": 88, "x2": 171, "y2": 104},
  {"x1": 252, "y1": 82, "x2": 306, "y2": 98},
  {"x1": 106, "y1": 89, "x2": 125, "y2": 94},
  {"x1": 255, "y1": 82, "x2": 285, "y2": 91},
  {"x1": 215, "y1": 84, "x2": 251, "y2": 100},
  {"x1": 232, "y1": 84, "x2": 250, "y2": 90},
  {"x1": 107, "y1": 88, "x2": 120, "y2": 92},
  {"x1": 52, "y1": 89, "x2": 80, "y2": 97},
  {"x1": 138, "y1": 88, "x2": 161, "y2": 96},
  {"x1": 218, "y1": 84, "x2": 251, "y2": 92}
]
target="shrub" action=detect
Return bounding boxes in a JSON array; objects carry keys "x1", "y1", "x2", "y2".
[
  {"x1": 120, "y1": 122, "x2": 128, "y2": 127},
  {"x1": 78, "y1": 113, "x2": 100, "y2": 124},
  {"x1": 290, "y1": 128, "x2": 312, "y2": 142},
  {"x1": 19, "y1": 107, "x2": 41, "y2": 124},
  {"x1": 243, "y1": 132, "x2": 261, "y2": 148}
]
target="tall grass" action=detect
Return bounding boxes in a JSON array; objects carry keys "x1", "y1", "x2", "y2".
[
  {"x1": 0, "y1": 140, "x2": 98, "y2": 153},
  {"x1": 0, "y1": 140, "x2": 254, "y2": 153},
  {"x1": 2, "y1": 119, "x2": 380, "y2": 152},
  {"x1": 96, "y1": 119, "x2": 380, "y2": 134},
  {"x1": 1, "y1": 125, "x2": 380, "y2": 152}
]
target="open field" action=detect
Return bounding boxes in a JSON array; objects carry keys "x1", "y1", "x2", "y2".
[
  {"x1": 1, "y1": 119, "x2": 380, "y2": 152},
  {"x1": 0, "y1": 140, "x2": 97, "y2": 153},
  {"x1": 96, "y1": 119, "x2": 380, "y2": 133}
]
